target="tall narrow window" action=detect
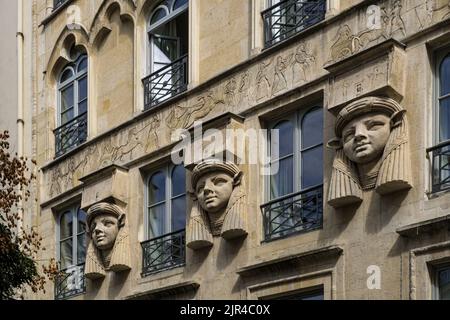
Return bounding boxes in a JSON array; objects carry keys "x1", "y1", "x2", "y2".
[
  {"x1": 428, "y1": 52, "x2": 450, "y2": 193},
  {"x1": 55, "y1": 205, "x2": 86, "y2": 300},
  {"x1": 143, "y1": 0, "x2": 189, "y2": 109},
  {"x1": 142, "y1": 164, "x2": 186, "y2": 276},
  {"x1": 55, "y1": 54, "x2": 88, "y2": 157},
  {"x1": 436, "y1": 265, "x2": 450, "y2": 300},
  {"x1": 262, "y1": 106, "x2": 323, "y2": 241}
]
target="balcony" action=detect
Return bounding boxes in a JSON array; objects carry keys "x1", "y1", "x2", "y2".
[
  {"x1": 141, "y1": 229, "x2": 186, "y2": 277},
  {"x1": 427, "y1": 140, "x2": 450, "y2": 194},
  {"x1": 54, "y1": 263, "x2": 86, "y2": 300},
  {"x1": 142, "y1": 54, "x2": 188, "y2": 110},
  {"x1": 53, "y1": 0, "x2": 69, "y2": 11},
  {"x1": 54, "y1": 112, "x2": 87, "y2": 158},
  {"x1": 261, "y1": 185, "x2": 323, "y2": 242},
  {"x1": 262, "y1": 0, "x2": 326, "y2": 48}
]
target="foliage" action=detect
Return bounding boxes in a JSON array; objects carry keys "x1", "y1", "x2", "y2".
[{"x1": 0, "y1": 130, "x2": 57, "y2": 300}]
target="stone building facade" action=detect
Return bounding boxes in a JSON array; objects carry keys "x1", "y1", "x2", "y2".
[{"x1": 19, "y1": 0, "x2": 450, "y2": 299}]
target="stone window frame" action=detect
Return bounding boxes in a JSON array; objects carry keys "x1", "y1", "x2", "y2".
[
  {"x1": 145, "y1": 163, "x2": 187, "y2": 240},
  {"x1": 246, "y1": 269, "x2": 333, "y2": 300},
  {"x1": 265, "y1": 105, "x2": 323, "y2": 202},
  {"x1": 409, "y1": 241, "x2": 450, "y2": 300}
]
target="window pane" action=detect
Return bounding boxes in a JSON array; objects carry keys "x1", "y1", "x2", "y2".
[
  {"x1": 77, "y1": 57, "x2": 87, "y2": 72},
  {"x1": 78, "y1": 76, "x2": 87, "y2": 101},
  {"x1": 440, "y1": 55, "x2": 450, "y2": 96},
  {"x1": 171, "y1": 195, "x2": 186, "y2": 232},
  {"x1": 149, "y1": 171, "x2": 166, "y2": 205},
  {"x1": 77, "y1": 209, "x2": 86, "y2": 234},
  {"x1": 148, "y1": 203, "x2": 166, "y2": 238},
  {"x1": 150, "y1": 8, "x2": 167, "y2": 25},
  {"x1": 270, "y1": 156, "x2": 293, "y2": 199},
  {"x1": 440, "y1": 97, "x2": 450, "y2": 142},
  {"x1": 60, "y1": 68, "x2": 74, "y2": 83},
  {"x1": 61, "y1": 108, "x2": 75, "y2": 125},
  {"x1": 439, "y1": 267, "x2": 450, "y2": 300},
  {"x1": 272, "y1": 120, "x2": 294, "y2": 159},
  {"x1": 77, "y1": 234, "x2": 86, "y2": 265},
  {"x1": 60, "y1": 239, "x2": 73, "y2": 269},
  {"x1": 171, "y1": 165, "x2": 186, "y2": 197},
  {"x1": 61, "y1": 85, "x2": 74, "y2": 112},
  {"x1": 302, "y1": 146, "x2": 323, "y2": 189},
  {"x1": 173, "y1": 0, "x2": 188, "y2": 10},
  {"x1": 78, "y1": 100, "x2": 87, "y2": 115},
  {"x1": 60, "y1": 211, "x2": 73, "y2": 239},
  {"x1": 302, "y1": 108, "x2": 323, "y2": 149}
]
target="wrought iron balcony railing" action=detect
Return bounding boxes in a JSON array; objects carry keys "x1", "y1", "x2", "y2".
[
  {"x1": 262, "y1": 0, "x2": 326, "y2": 48},
  {"x1": 54, "y1": 263, "x2": 86, "y2": 300},
  {"x1": 54, "y1": 112, "x2": 88, "y2": 158},
  {"x1": 54, "y1": 0, "x2": 69, "y2": 11},
  {"x1": 427, "y1": 140, "x2": 450, "y2": 194},
  {"x1": 141, "y1": 229, "x2": 186, "y2": 277},
  {"x1": 143, "y1": 54, "x2": 188, "y2": 110},
  {"x1": 261, "y1": 185, "x2": 323, "y2": 242}
]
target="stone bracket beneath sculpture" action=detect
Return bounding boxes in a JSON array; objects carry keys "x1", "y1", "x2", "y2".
[
  {"x1": 326, "y1": 39, "x2": 406, "y2": 112},
  {"x1": 79, "y1": 164, "x2": 129, "y2": 210}
]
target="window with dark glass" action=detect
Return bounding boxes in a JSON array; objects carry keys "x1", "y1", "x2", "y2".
[
  {"x1": 142, "y1": 164, "x2": 187, "y2": 276},
  {"x1": 262, "y1": 106, "x2": 323, "y2": 241},
  {"x1": 262, "y1": 0, "x2": 326, "y2": 48},
  {"x1": 144, "y1": 0, "x2": 189, "y2": 109},
  {"x1": 434, "y1": 264, "x2": 450, "y2": 300},
  {"x1": 55, "y1": 206, "x2": 86, "y2": 300},
  {"x1": 428, "y1": 51, "x2": 450, "y2": 193},
  {"x1": 55, "y1": 53, "x2": 88, "y2": 157}
]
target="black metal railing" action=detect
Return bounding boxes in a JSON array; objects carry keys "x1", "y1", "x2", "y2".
[
  {"x1": 262, "y1": 0, "x2": 326, "y2": 48},
  {"x1": 427, "y1": 140, "x2": 450, "y2": 193},
  {"x1": 141, "y1": 229, "x2": 186, "y2": 277},
  {"x1": 261, "y1": 185, "x2": 323, "y2": 242},
  {"x1": 54, "y1": 112, "x2": 87, "y2": 157},
  {"x1": 54, "y1": 263, "x2": 86, "y2": 300},
  {"x1": 53, "y1": 0, "x2": 69, "y2": 11},
  {"x1": 143, "y1": 54, "x2": 188, "y2": 110}
]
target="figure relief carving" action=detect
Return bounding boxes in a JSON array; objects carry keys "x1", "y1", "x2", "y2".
[
  {"x1": 186, "y1": 160, "x2": 247, "y2": 250},
  {"x1": 327, "y1": 97, "x2": 412, "y2": 208},
  {"x1": 383, "y1": 0, "x2": 406, "y2": 38},
  {"x1": 292, "y1": 42, "x2": 316, "y2": 84},
  {"x1": 238, "y1": 71, "x2": 251, "y2": 105},
  {"x1": 85, "y1": 202, "x2": 131, "y2": 279},
  {"x1": 224, "y1": 77, "x2": 238, "y2": 107},
  {"x1": 272, "y1": 55, "x2": 292, "y2": 95},
  {"x1": 256, "y1": 59, "x2": 272, "y2": 101}
]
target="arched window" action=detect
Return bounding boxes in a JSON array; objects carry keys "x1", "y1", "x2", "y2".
[
  {"x1": 263, "y1": 106, "x2": 323, "y2": 241},
  {"x1": 143, "y1": 163, "x2": 186, "y2": 276},
  {"x1": 55, "y1": 54, "x2": 88, "y2": 157},
  {"x1": 144, "y1": 0, "x2": 189, "y2": 109}
]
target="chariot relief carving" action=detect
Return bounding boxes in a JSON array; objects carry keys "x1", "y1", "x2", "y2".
[
  {"x1": 327, "y1": 97, "x2": 412, "y2": 208},
  {"x1": 186, "y1": 160, "x2": 247, "y2": 250},
  {"x1": 85, "y1": 202, "x2": 131, "y2": 279}
]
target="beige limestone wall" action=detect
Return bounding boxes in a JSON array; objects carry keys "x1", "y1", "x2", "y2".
[{"x1": 28, "y1": 0, "x2": 450, "y2": 300}]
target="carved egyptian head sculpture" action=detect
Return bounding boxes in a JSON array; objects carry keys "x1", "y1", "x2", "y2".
[
  {"x1": 327, "y1": 96, "x2": 412, "y2": 208},
  {"x1": 85, "y1": 202, "x2": 131, "y2": 279},
  {"x1": 186, "y1": 160, "x2": 247, "y2": 249}
]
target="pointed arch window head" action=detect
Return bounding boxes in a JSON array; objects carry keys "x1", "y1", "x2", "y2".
[{"x1": 55, "y1": 53, "x2": 88, "y2": 157}]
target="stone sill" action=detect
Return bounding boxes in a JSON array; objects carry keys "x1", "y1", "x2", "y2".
[
  {"x1": 396, "y1": 214, "x2": 450, "y2": 238},
  {"x1": 236, "y1": 245, "x2": 343, "y2": 277}
]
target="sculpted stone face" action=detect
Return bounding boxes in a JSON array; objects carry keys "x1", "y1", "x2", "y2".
[
  {"x1": 195, "y1": 172, "x2": 234, "y2": 213},
  {"x1": 342, "y1": 113, "x2": 391, "y2": 164},
  {"x1": 90, "y1": 214, "x2": 119, "y2": 250}
]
